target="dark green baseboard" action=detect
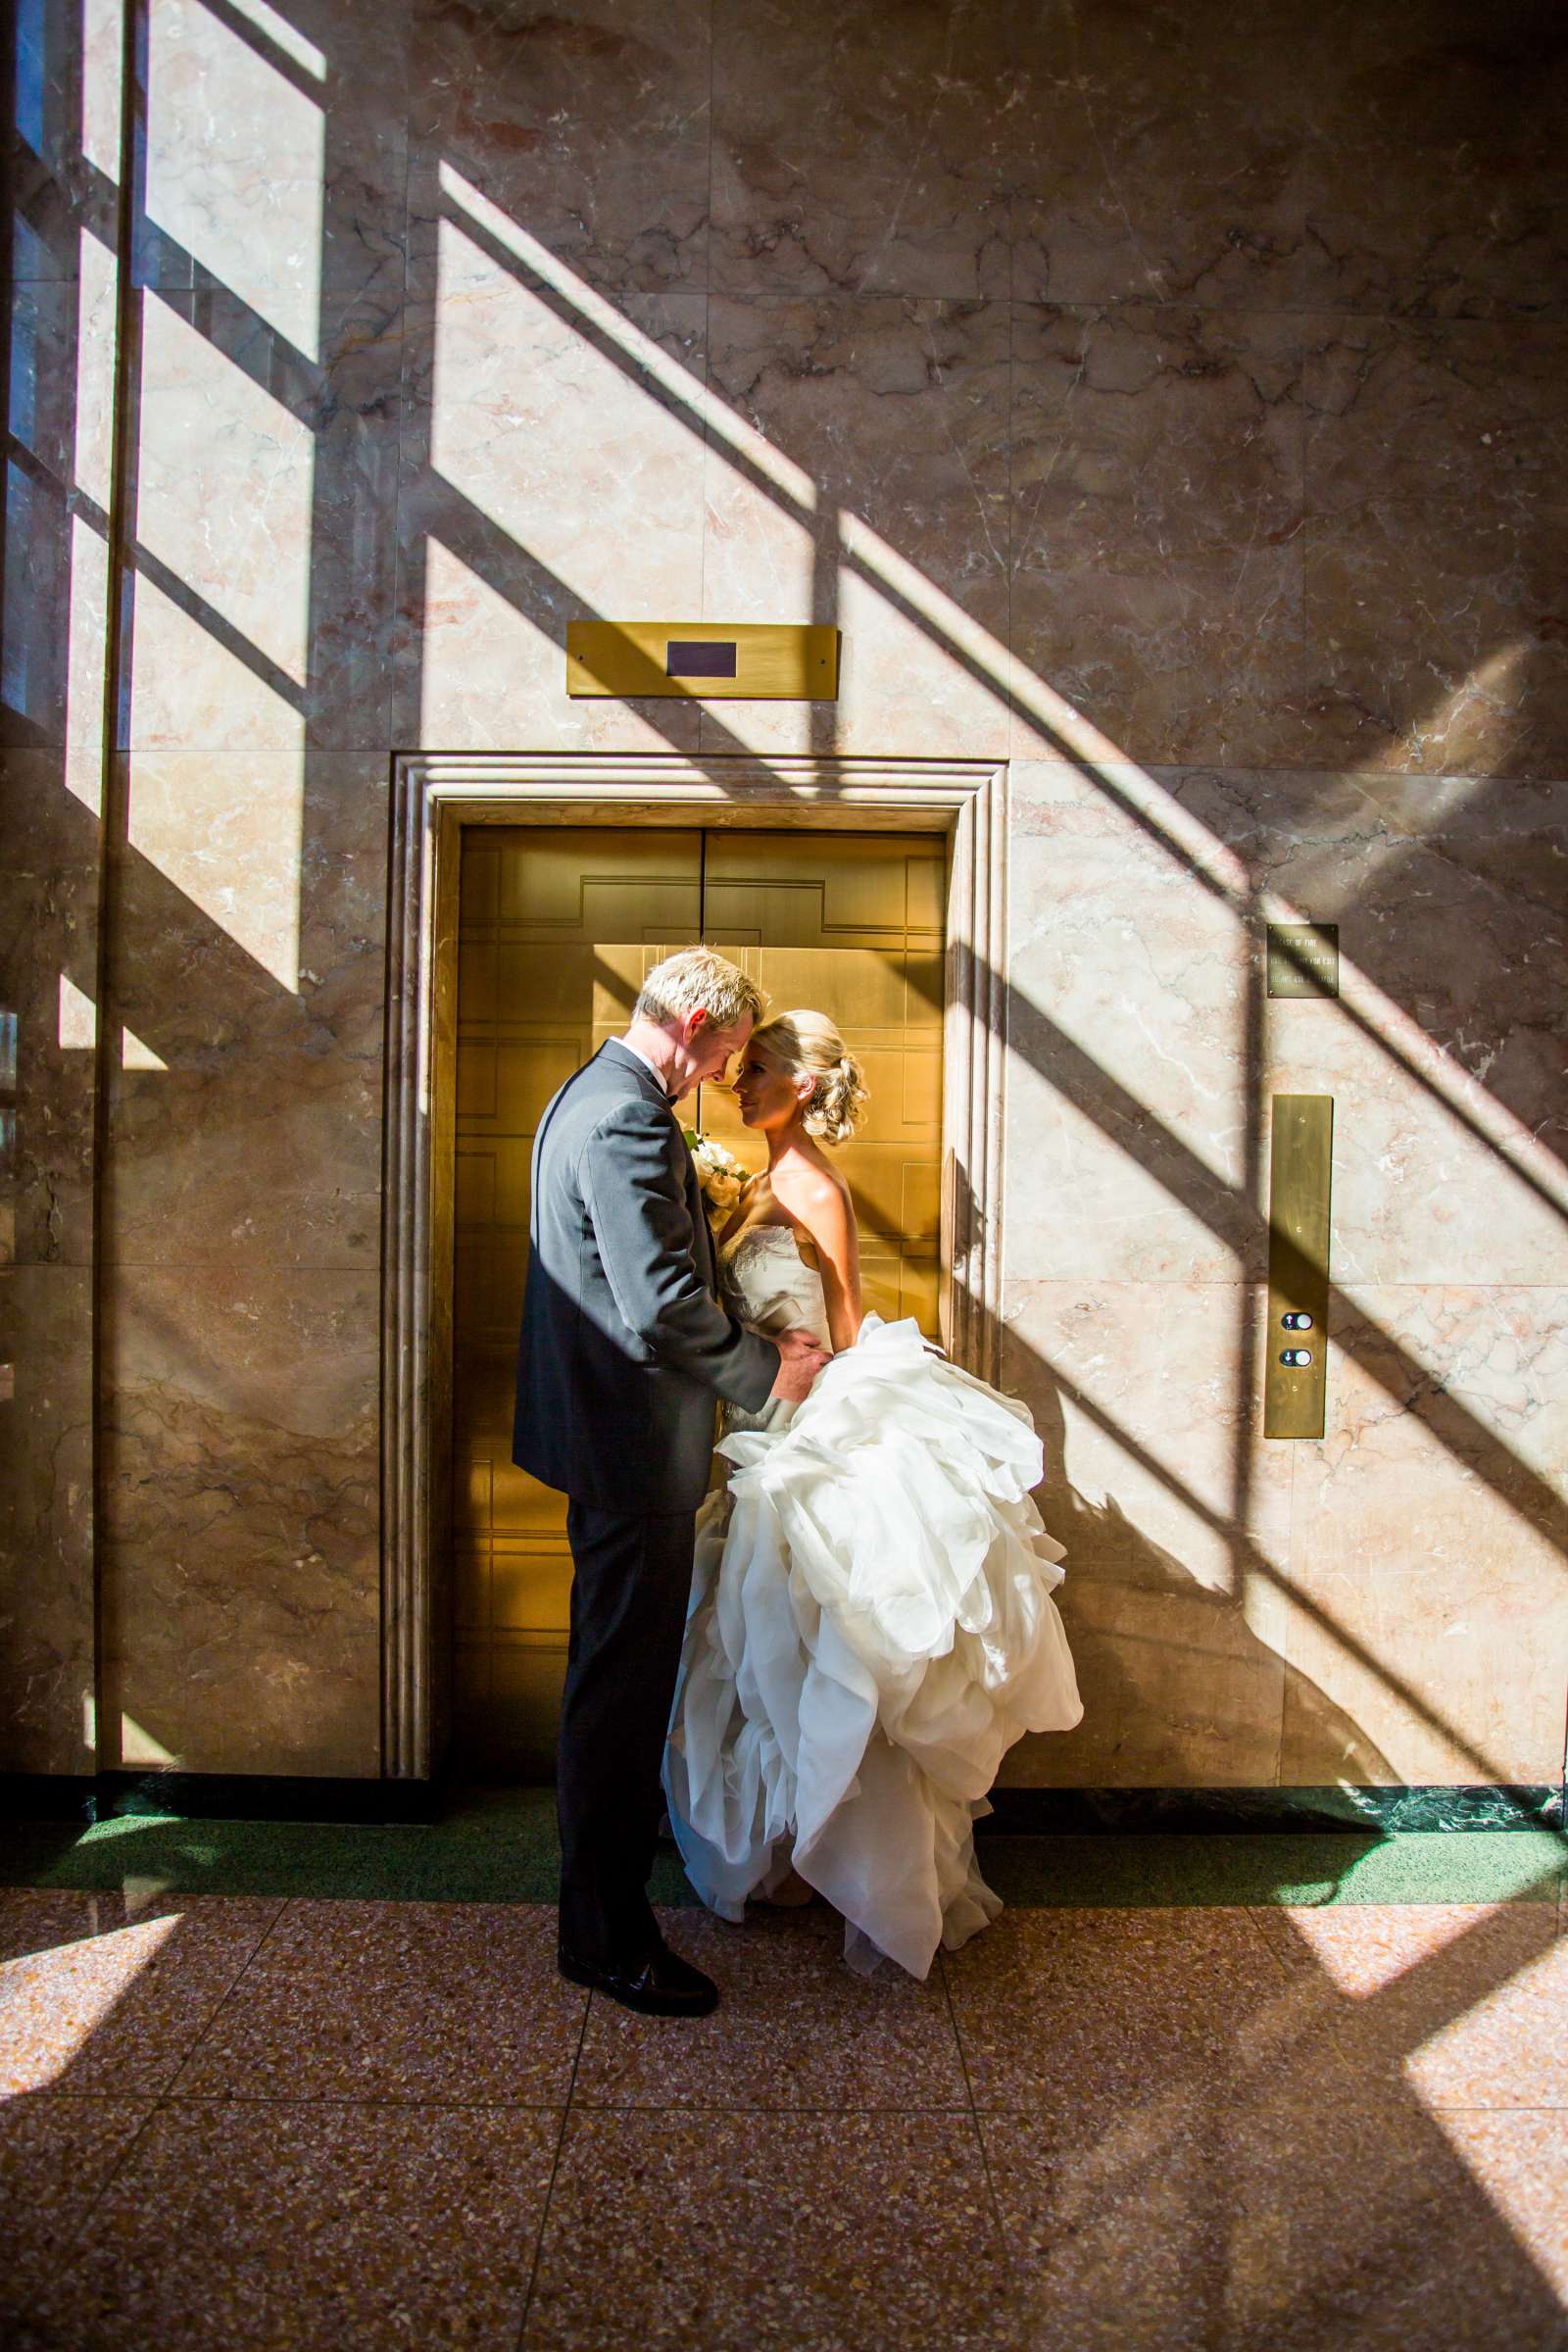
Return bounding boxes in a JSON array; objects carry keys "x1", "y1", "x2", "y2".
[
  {"x1": 978, "y1": 1785, "x2": 1566, "y2": 1835},
  {"x1": 0, "y1": 1781, "x2": 1562, "y2": 1908},
  {"x1": 2, "y1": 1772, "x2": 1560, "y2": 1835}
]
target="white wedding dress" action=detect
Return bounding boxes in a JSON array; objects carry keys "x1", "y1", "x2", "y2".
[{"x1": 662, "y1": 1223, "x2": 1083, "y2": 1979}]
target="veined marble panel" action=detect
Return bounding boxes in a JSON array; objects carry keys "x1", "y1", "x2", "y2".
[
  {"x1": 106, "y1": 753, "x2": 385, "y2": 1271},
  {"x1": 1010, "y1": 305, "x2": 1306, "y2": 770},
  {"x1": 1224, "y1": 761, "x2": 1565, "y2": 1284},
  {"x1": 999, "y1": 1279, "x2": 1293, "y2": 1788},
  {"x1": 407, "y1": 148, "x2": 710, "y2": 300},
  {"x1": 1009, "y1": 0, "x2": 1309, "y2": 310},
  {"x1": 127, "y1": 280, "x2": 403, "y2": 752},
  {"x1": 1005, "y1": 777, "x2": 1259, "y2": 1284},
  {"x1": 1009, "y1": 539, "x2": 1307, "y2": 772},
  {"x1": 710, "y1": 0, "x2": 1013, "y2": 300},
  {"x1": 0, "y1": 1264, "x2": 96, "y2": 1774},
  {"x1": 1015, "y1": 306, "x2": 1303, "y2": 561},
  {"x1": 1299, "y1": 0, "x2": 1568, "y2": 319},
  {"x1": 0, "y1": 753, "x2": 103, "y2": 1269},
  {"x1": 138, "y1": 0, "x2": 408, "y2": 335},
  {"x1": 1303, "y1": 316, "x2": 1568, "y2": 777},
  {"x1": 1006, "y1": 759, "x2": 1568, "y2": 1285},
  {"x1": 406, "y1": 0, "x2": 710, "y2": 299},
  {"x1": 394, "y1": 264, "x2": 709, "y2": 752},
  {"x1": 710, "y1": 138, "x2": 1009, "y2": 305},
  {"x1": 698, "y1": 295, "x2": 1010, "y2": 758},
  {"x1": 100, "y1": 1265, "x2": 380, "y2": 1777},
  {"x1": 1266, "y1": 984, "x2": 1568, "y2": 1289},
  {"x1": 1280, "y1": 1285, "x2": 1568, "y2": 1785},
  {"x1": 414, "y1": 0, "x2": 709, "y2": 162},
  {"x1": 715, "y1": 0, "x2": 1015, "y2": 158}
]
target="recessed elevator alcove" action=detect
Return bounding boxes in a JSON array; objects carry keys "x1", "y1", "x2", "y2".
[{"x1": 450, "y1": 825, "x2": 948, "y2": 1775}]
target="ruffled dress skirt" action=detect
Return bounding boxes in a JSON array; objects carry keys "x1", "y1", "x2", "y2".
[{"x1": 662, "y1": 1313, "x2": 1083, "y2": 1979}]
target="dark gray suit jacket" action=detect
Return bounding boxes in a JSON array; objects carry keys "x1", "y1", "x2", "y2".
[{"x1": 513, "y1": 1039, "x2": 780, "y2": 1514}]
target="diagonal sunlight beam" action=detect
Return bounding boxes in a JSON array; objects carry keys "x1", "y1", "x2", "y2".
[
  {"x1": 436, "y1": 160, "x2": 818, "y2": 517},
  {"x1": 412, "y1": 439, "x2": 1567, "y2": 1591},
  {"x1": 410, "y1": 451, "x2": 1567, "y2": 1577},
  {"x1": 1052, "y1": 1895, "x2": 1567, "y2": 2337},
  {"x1": 432, "y1": 156, "x2": 1568, "y2": 1224},
  {"x1": 145, "y1": 0, "x2": 324, "y2": 356},
  {"x1": 1003, "y1": 982, "x2": 1568, "y2": 1552},
  {"x1": 214, "y1": 0, "x2": 325, "y2": 81},
  {"x1": 404, "y1": 148, "x2": 1568, "y2": 1820},
  {"x1": 1026, "y1": 1331, "x2": 1563, "y2": 1790},
  {"x1": 0, "y1": 1913, "x2": 186, "y2": 2090},
  {"x1": 129, "y1": 535, "x2": 307, "y2": 710}
]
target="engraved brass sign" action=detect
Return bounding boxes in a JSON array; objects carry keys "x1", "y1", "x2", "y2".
[
  {"x1": 1265, "y1": 1094, "x2": 1333, "y2": 1441},
  {"x1": 566, "y1": 621, "x2": 840, "y2": 700},
  {"x1": 1267, "y1": 922, "x2": 1340, "y2": 998}
]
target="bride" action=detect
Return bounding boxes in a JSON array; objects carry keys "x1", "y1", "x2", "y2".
[{"x1": 662, "y1": 1009, "x2": 1083, "y2": 1980}]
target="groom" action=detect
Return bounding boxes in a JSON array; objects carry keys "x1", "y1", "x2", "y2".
[{"x1": 514, "y1": 947, "x2": 827, "y2": 2017}]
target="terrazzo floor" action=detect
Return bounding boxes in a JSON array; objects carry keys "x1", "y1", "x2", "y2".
[{"x1": 2, "y1": 1819, "x2": 1566, "y2": 2348}]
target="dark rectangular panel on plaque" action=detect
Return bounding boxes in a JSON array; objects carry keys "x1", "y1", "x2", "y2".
[
  {"x1": 666, "y1": 641, "x2": 738, "y2": 678},
  {"x1": 565, "y1": 621, "x2": 840, "y2": 699},
  {"x1": 1267, "y1": 923, "x2": 1340, "y2": 998}
]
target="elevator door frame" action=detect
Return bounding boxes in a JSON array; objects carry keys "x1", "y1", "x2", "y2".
[{"x1": 382, "y1": 753, "x2": 1011, "y2": 1782}]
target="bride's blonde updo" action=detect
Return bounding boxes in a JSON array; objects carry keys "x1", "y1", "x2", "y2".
[{"x1": 752, "y1": 1010, "x2": 868, "y2": 1146}]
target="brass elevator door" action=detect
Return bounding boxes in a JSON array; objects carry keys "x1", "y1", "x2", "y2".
[{"x1": 451, "y1": 826, "x2": 946, "y2": 1776}]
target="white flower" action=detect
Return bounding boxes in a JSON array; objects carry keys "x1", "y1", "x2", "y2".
[{"x1": 683, "y1": 1127, "x2": 750, "y2": 1216}]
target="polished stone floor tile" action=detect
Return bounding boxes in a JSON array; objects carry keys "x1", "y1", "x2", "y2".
[
  {"x1": 984, "y1": 2090, "x2": 1568, "y2": 2351},
  {"x1": 944, "y1": 1906, "x2": 1298, "y2": 2109},
  {"x1": 0, "y1": 1889, "x2": 285, "y2": 2096},
  {"x1": 10, "y1": 2097, "x2": 561, "y2": 2351},
  {"x1": 571, "y1": 1903, "x2": 968, "y2": 2111},
  {"x1": 0, "y1": 2092, "x2": 154, "y2": 2310},
  {"x1": 522, "y1": 2108, "x2": 1013, "y2": 2350},
  {"x1": 172, "y1": 1897, "x2": 585, "y2": 2105},
  {"x1": 4, "y1": 1872, "x2": 1566, "y2": 2349},
  {"x1": 1253, "y1": 1903, "x2": 1568, "y2": 2108},
  {"x1": 1251, "y1": 1901, "x2": 1550, "y2": 1995},
  {"x1": 1429, "y1": 2110, "x2": 1568, "y2": 2308}
]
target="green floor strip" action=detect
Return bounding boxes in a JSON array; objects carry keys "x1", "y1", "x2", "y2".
[
  {"x1": 979, "y1": 1829, "x2": 1565, "y2": 1909},
  {"x1": 3, "y1": 1791, "x2": 1563, "y2": 1910}
]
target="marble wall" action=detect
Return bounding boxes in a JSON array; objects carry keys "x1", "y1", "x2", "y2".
[{"x1": 4, "y1": 0, "x2": 1565, "y2": 1789}]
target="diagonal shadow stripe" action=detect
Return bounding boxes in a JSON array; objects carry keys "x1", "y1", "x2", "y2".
[
  {"x1": 411, "y1": 464, "x2": 1568, "y2": 1572},
  {"x1": 1012, "y1": 1322, "x2": 1565, "y2": 1785},
  {"x1": 129, "y1": 537, "x2": 307, "y2": 711},
  {"x1": 427, "y1": 165, "x2": 1568, "y2": 1212}
]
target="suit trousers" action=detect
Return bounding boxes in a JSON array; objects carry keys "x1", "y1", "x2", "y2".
[{"x1": 557, "y1": 1498, "x2": 699, "y2": 1968}]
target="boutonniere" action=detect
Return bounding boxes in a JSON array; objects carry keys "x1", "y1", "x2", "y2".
[{"x1": 682, "y1": 1126, "x2": 750, "y2": 1221}]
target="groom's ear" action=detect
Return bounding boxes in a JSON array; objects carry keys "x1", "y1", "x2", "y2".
[{"x1": 682, "y1": 1005, "x2": 711, "y2": 1043}]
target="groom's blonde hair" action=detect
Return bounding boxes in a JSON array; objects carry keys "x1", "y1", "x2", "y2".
[{"x1": 634, "y1": 947, "x2": 766, "y2": 1034}]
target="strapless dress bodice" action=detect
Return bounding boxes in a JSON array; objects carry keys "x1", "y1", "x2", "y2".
[
  {"x1": 718, "y1": 1223, "x2": 831, "y2": 1344},
  {"x1": 715, "y1": 1223, "x2": 830, "y2": 1435}
]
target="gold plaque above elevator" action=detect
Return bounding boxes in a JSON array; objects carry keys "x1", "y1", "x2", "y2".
[
  {"x1": 451, "y1": 823, "x2": 947, "y2": 1776},
  {"x1": 565, "y1": 621, "x2": 840, "y2": 699}
]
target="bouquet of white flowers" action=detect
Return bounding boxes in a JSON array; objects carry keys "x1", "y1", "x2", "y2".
[{"x1": 682, "y1": 1126, "x2": 751, "y2": 1221}]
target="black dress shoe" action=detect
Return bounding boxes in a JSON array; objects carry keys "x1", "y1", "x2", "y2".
[{"x1": 558, "y1": 1937, "x2": 719, "y2": 2018}]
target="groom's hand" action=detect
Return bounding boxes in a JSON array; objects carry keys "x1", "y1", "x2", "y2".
[{"x1": 769, "y1": 1327, "x2": 829, "y2": 1402}]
